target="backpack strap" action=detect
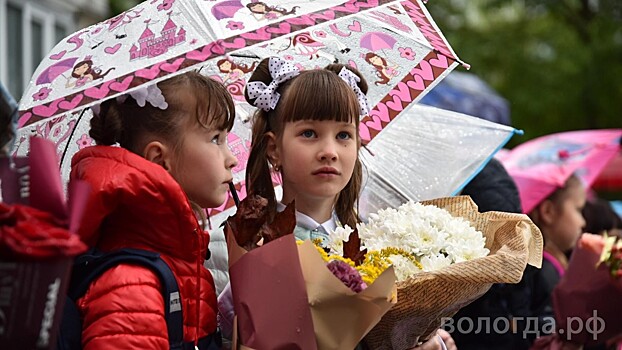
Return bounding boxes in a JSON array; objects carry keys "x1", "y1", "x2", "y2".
[{"x1": 69, "y1": 248, "x2": 184, "y2": 350}]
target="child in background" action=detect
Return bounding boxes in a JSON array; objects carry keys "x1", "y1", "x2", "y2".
[
  {"x1": 240, "y1": 56, "x2": 452, "y2": 350},
  {"x1": 525, "y1": 175, "x2": 586, "y2": 346},
  {"x1": 70, "y1": 72, "x2": 238, "y2": 349}
]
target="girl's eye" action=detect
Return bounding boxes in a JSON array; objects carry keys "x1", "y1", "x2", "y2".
[
  {"x1": 337, "y1": 131, "x2": 352, "y2": 140},
  {"x1": 211, "y1": 132, "x2": 224, "y2": 144},
  {"x1": 301, "y1": 130, "x2": 316, "y2": 138}
]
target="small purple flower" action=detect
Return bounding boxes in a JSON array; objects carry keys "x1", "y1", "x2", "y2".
[
  {"x1": 399, "y1": 47, "x2": 416, "y2": 61},
  {"x1": 326, "y1": 260, "x2": 367, "y2": 293},
  {"x1": 226, "y1": 21, "x2": 245, "y2": 31},
  {"x1": 76, "y1": 133, "x2": 94, "y2": 149},
  {"x1": 283, "y1": 54, "x2": 294, "y2": 61},
  {"x1": 32, "y1": 87, "x2": 52, "y2": 101},
  {"x1": 265, "y1": 12, "x2": 278, "y2": 20}
]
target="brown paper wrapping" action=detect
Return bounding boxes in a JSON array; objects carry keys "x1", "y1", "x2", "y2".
[
  {"x1": 364, "y1": 196, "x2": 543, "y2": 350},
  {"x1": 227, "y1": 227, "x2": 397, "y2": 350}
]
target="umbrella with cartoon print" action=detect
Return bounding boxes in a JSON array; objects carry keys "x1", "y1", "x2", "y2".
[
  {"x1": 15, "y1": 0, "x2": 466, "y2": 200},
  {"x1": 499, "y1": 129, "x2": 622, "y2": 214}
]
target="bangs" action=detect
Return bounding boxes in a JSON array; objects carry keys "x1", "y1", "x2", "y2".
[
  {"x1": 279, "y1": 70, "x2": 359, "y2": 125},
  {"x1": 192, "y1": 75, "x2": 236, "y2": 131}
]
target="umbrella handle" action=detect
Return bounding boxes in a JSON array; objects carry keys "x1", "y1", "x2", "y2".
[{"x1": 229, "y1": 182, "x2": 240, "y2": 208}]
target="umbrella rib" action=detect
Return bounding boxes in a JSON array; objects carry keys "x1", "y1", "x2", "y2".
[{"x1": 60, "y1": 108, "x2": 87, "y2": 170}]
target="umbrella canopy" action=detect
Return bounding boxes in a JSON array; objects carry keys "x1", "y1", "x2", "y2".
[
  {"x1": 592, "y1": 151, "x2": 622, "y2": 191},
  {"x1": 358, "y1": 104, "x2": 519, "y2": 218},
  {"x1": 17, "y1": 0, "x2": 465, "y2": 130},
  {"x1": 419, "y1": 71, "x2": 511, "y2": 126},
  {"x1": 500, "y1": 129, "x2": 622, "y2": 214},
  {"x1": 15, "y1": 0, "x2": 465, "y2": 187}
]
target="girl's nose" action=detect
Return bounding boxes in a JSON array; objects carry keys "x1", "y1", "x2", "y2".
[
  {"x1": 317, "y1": 141, "x2": 338, "y2": 161},
  {"x1": 225, "y1": 147, "x2": 238, "y2": 170}
]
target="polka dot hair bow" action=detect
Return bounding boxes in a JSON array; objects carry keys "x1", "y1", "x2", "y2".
[
  {"x1": 338, "y1": 67, "x2": 370, "y2": 117},
  {"x1": 246, "y1": 57, "x2": 300, "y2": 111}
]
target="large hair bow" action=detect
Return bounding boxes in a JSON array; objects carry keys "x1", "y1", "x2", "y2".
[
  {"x1": 246, "y1": 57, "x2": 300, "y2": 112},
  {"x1": 338, "y1": 67, "x2": 370, "y2": 117}
]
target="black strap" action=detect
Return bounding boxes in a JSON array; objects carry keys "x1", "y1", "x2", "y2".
[{"x1": 70, "y1": 248, "x2": 184, "y2": 350}]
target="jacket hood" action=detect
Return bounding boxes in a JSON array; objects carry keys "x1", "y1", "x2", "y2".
[
  {"x1": 462, "y1": 158, "x2": 522, "y2": 214},
  {"x1": 71, "y1": 146, "x2": 208, "y2": 262}
]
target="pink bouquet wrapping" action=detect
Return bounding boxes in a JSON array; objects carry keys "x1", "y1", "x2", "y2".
[
  {"x1": 551, "y1": 233, "x2": 622, "y2": 346},
  {"x1": 0, "y1": 137, "x2": 88, "y2": 349}
]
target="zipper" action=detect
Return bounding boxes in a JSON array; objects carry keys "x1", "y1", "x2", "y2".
[{"x1": 195, "y1": 226, "x2": 201, "y2": 346}]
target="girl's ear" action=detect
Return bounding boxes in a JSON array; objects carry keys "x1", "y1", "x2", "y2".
[
  {"x1": 143, "y1": 141, "x2": 171, "y2": 171},
  {"x1": 538, "y1": 199, "x2": 557, "y2": 226},
  {"x1": 265, "y1": 131, "x2": 280, "y2": 167}
]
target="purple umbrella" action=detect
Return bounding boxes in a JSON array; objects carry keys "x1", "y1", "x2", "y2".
[
  {"x1": 211, "y1": 0, "x2": 244, "y2": 20},
  {"x1": 36, "y1": 57, "x2": 79, "y2": 85},
  {"x1": 360, "y1": 32, "x2": 397, "y2": 52}
]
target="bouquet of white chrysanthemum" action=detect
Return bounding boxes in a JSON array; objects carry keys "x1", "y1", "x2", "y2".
[
  {"x1": 329, "y1": 196, "x2": 544, "y2": 350},
  {"x1": 360, "y1": 201, "x2": 489, "y2": 279}
]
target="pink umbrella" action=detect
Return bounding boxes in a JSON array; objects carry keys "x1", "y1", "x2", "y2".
[
  {"x1": 360, "y1": 32, "x2": 397, "y2": 52},
  {"x1": 500, "y1": 129, "x2": 622, "y2": 214},
  {"x1": 593, "y1": 151, "x2": 622, "y2": 191},
  {"x1": 35, "y1": 57, "x2": 79, "y2": 85}
]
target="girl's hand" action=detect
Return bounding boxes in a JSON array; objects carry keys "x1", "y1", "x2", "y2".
[
  {"x1": 438, "y1": 329, "x2": 457, "y2": 350},
  {"x1": 408, "y1": 329, "x2": 455, "y2": 350}
]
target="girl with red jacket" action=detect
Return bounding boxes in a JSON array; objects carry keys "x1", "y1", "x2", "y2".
[{"x1": 70, "y1": 71, "x2": 238, "y2": 349}]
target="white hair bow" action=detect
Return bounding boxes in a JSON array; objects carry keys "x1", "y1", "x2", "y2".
[
  {"x1": 338, "y1": 67, "x2": 370, "y2": 117},
  {"x1": 246, "y1": 57, "x2": 300, "y2": 112}
]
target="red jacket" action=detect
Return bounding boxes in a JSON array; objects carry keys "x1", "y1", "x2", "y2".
[{"x1": 70, "y1": 146, "x2": 217, "y2": 349}]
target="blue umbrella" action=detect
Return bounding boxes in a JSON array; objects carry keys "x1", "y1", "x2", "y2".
[{"x1": 420, "y1": 71, "x2": 511, "y2": 126}]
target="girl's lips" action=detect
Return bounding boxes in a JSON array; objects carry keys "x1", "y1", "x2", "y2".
[{"x1": 312, "y1": 167, "x2": 340, "y2": 175}]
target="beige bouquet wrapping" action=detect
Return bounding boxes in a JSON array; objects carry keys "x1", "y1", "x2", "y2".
[{"x1": 363, "y1": 196, "x2": 543, "y2": 350}]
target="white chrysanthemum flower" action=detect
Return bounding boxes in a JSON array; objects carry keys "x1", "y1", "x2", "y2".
[
  {"x1": 387, "y1": 254, "x2": 422, "y2": 282},
  {"x1": 357, "y1": 201, "x2": 489, "y2": 277},
  {"x1": 327, "y1": 224, "x2": 353, "y2": 256},
  {"x1": 420, "y1": 253, "x2": 453, "y2": 271}
]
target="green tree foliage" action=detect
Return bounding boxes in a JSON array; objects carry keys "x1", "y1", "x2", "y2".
[
  {"x1": 426, "y1": 0, "x2": 622, "y2": 145},
  {"x1": 108, "y1": 0, "x2": 142, "y2": 16}
]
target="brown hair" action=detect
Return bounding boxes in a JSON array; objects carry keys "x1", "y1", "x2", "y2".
[
  {"x1": 90, "y1": 71, "x2": 235, "y2": 153},
  {"x1": 582, "y1": 197, "x2": 622, "y2": 235},
  {"x1": 90, "y1": 71, "x2": 235, "y2": 225},
  {"x1": 529, "y1": 175, "x2": 583, "y2": 227},
  {"x1": 244, "y1": 58, "x2": 368, "y2": 227}
]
